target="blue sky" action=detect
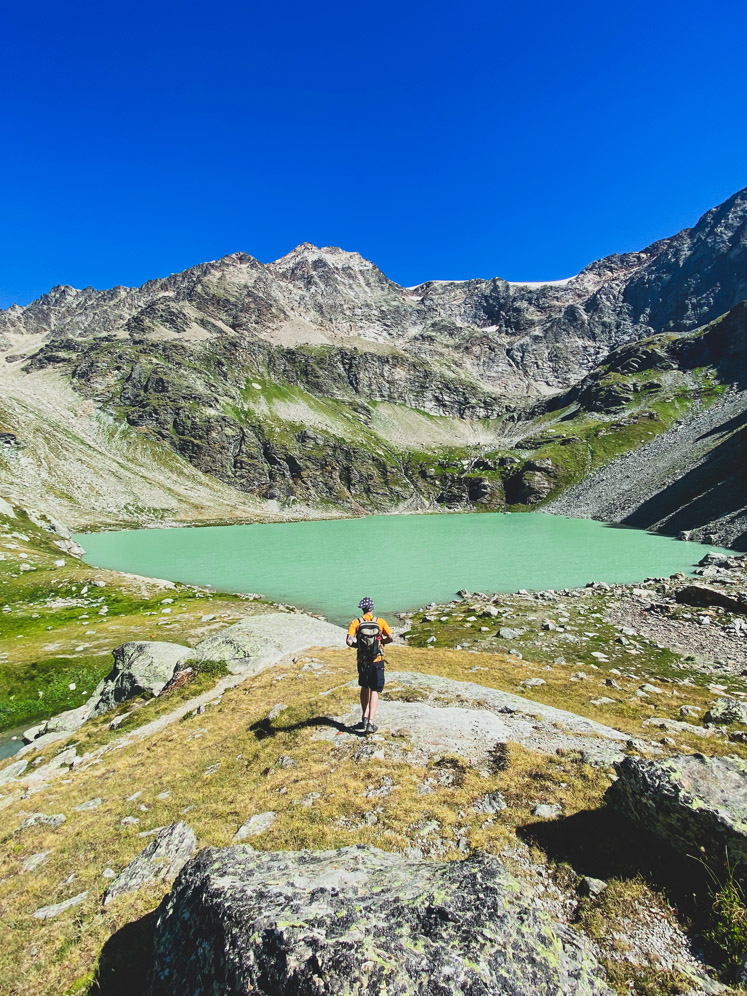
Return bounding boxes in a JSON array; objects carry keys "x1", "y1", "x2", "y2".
[{"x1": 1, "y1": 0, "x2": 745, "y2": 307}]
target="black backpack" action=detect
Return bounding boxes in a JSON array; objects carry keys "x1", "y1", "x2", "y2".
[{"x1": 356, "y1": 617, "x2": 382, "y2": 666}]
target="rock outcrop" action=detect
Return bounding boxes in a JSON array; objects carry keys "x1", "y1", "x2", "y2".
[
  {"x1": 103, "y1": 822, "x2": 197, "y2": 906},
  {"x1": 88, "y1": 641, "x2": 191, "y2": 716},
  {"x1": 149, "y1": 844, "x2": 614, "y2": 995},
  {"x1": 606, "y1": 753, "x2": 747, "y2": 871},
  {"x1": 190, "y1": 612, "x2": 346, "y2": 675}
]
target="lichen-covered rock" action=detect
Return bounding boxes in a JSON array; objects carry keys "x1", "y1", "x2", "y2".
[
  {"x1": 606, "y1": 753, "x2": 747, "y2": 870},
  {"x1": 103, "y1": 822, "x2": 196, "y2": 906},
  {"x1": 149, "y1": 845, "x2": 614, "y2": 996},
  {"x1": 89, "y1": 641, "x2": 190, "y2": 716},
  {"x1": 704, "y1": 697, "x2": 747, "y2": 725}
]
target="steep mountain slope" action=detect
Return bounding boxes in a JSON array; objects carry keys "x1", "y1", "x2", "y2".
[
  {"x1": 546, "y1": 303, "x2": 747, "y2": 549},
  {"x1": 0, "y1": 188, "x2": 745, "y2": 534}
]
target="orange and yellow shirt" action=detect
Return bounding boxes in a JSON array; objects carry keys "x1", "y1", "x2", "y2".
[{"x1": 347, "y1": 612, "x2": 392, "y2": 664}]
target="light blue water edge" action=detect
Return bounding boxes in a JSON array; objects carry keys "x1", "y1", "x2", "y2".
[{"x1": 75, "y1": 512, "x2": 731, "y2": 627}]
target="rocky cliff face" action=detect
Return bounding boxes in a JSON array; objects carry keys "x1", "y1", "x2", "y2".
[
  {"x1": 1, "y1": 188, "x2": 746, "y2": 531},
  {"x1": 4, "y1": 188, "x2": 746, "y2": 392}
]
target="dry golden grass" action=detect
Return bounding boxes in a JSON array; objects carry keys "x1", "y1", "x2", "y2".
[
  {"x1": 0, "y1": 643, "x2": 741, "y2": 995},
  {"x1": 0, "y1": 646, "x2": 611, "y2": 996}
]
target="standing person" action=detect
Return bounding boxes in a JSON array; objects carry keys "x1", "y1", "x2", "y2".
[{"x1": 346, "y1": 597, "x2": 392, "y2": 734}]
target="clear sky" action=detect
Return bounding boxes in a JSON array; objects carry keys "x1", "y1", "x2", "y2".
[{"x1": 2, "y1": 0, "x2": 745, "y2": 307}]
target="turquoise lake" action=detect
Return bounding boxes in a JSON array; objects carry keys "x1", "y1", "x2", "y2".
[{"x1": 76, "y1": 512, "x2": 729, "y2": 626}]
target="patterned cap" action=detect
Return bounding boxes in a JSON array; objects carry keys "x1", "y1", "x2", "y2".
[{"x1": 358, "y1": 597, "x2": 374, "y2": 613}]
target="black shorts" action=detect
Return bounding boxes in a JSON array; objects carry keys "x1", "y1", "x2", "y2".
[{"x1": 358, "y1": 661, "x2": 385, "y2": 693}]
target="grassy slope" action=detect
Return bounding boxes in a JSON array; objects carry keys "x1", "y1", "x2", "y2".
[
  {"x1": 1, "y1": 636, "x2": 743, "y2": 995},
  {"x1": 0, "y1": 506, "x2": 267, "y2": 731}
]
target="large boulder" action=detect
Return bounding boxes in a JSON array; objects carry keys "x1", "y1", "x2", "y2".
[
  {"x1": 705, "y1": 697, "x2": 747, "y2": 725},
  {"x1": 674, "y1": 583, "x2": 747, "y2": 615},
  {"x1": 606, "y1": 754, "x2": 747, "y2": 870},
  {"x1": 89, "y1": 641, "x2": 191, "y2": 716},
  {"x1": 148, "y1": 845, "x2": 614, "y2": 996}
]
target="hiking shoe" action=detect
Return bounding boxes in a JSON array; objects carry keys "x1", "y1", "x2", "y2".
[
  {"x1": 366, "y1": 721, "x2": 378, "y2": 735},
  {"x1": 352, "y1": 719, "x2": 366, "y2": 730}
]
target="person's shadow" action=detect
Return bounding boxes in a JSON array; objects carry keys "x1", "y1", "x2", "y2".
[{"x1": 249, "y1": 715, "x2": 367, "y2": 740}]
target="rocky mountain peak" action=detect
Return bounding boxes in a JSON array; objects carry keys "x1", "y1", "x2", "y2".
[{"x1": 268, "y1": 242, "x2": 385, "y2": 278}]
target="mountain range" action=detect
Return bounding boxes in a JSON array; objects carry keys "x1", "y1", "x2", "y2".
[{"x1": 1, "y1": 187, "x2": 746, "y2": 546}]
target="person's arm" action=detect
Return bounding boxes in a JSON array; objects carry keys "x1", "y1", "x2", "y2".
[
  {"x1": 380, "y1": 618, "x2": 393, "y2": 645},
  {"x1": 346, "y1": 618, "x2": 358, "y2": 647}
]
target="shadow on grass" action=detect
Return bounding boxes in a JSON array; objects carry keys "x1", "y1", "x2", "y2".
[
  {"x1": 89, "y1": 909, "x2": 156, "y2": 996},
  {"x1": 519, "y1": 806, "x2": 709, "y2": 917},
  {"x1": 249, "y1": 715, "x2": 367, "y2": 740}
]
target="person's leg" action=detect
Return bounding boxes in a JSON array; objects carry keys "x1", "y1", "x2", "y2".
[
  {"x1": 360, "y1": 686, "x2": 370, "y2": 722},
  {"x1": 367, "y1": 690, "x2": 379, "y2": 722}
]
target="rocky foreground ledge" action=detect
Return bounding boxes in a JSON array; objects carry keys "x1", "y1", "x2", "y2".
[{"x1": 148, "y1": 844, "x2": 614, "y2": 996}]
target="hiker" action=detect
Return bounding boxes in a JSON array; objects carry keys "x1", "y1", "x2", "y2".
[{"x1": 346, "y1": 596, "x2": 392, "y2": 734}]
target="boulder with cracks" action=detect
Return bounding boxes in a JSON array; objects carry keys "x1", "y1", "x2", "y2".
[{"x1": 148, "y1": 844, "x2": 614, "y2": 996}]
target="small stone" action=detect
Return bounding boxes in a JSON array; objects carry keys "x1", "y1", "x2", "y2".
[
  {"x1": 234, "y1": 811, "x2": 277, "y2": 841},
  {"x1": 471, "y1": 791, "x2": 507, "y2": 815},
  {"x1": 18, "y1": 813, "x2": 66, "y2": 831},
  {"x1": 579, "y1": 876, "x2": 608, "y2": 898},
  {"x1": 532, "y1": 803, "x2": 563, "y2": 820},
  {"x1": 298, "y1": 792, "x2": 321, "y2": 807},
  {"x1": 0, "y1": 758, "x2": 28, "y2": 784},
  {"x1": 109, "y1": 711, "x2": 133, "y2": 730},
  {"x1": 639, "y1": 683, "x2": 664, "y2": 695},
  {"x1": 520, "y1": 678, "x2": 546, "y2": 688},
  {"x1": 33, "y1": 892, "x2": 88, "y2": 919},
  {"x1": 22, "y1": 851, "x2": 51, "y2": 872},
  {"x1": 74, "y1": 797, "x2": 102, "y2": 812},
  {"x1": 104, "y1": 823, "x2": 197, "y2": 905}
]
